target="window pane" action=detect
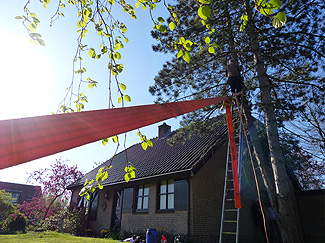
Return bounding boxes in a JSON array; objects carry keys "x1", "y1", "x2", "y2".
[
  {"x1": 168, "y1": 179, "x2": 174, "y2": 193},
  {"x1": 161, "y1": 180, "x2": 167, "y2": 193},
  {"x1": 160, "y1": 195, "x2": 166, "y2": 210},
  {"x1": 168, "y1": 194, "x2": 174, "y2": 209},
  {"x1": 144, "y1": 184, "x2": 149, "y2": 196},
  {"x1": 138, "y1": 187, "x2": 143, "y2": 197},
  {"x1": 143, "y1": 197, "x2": 149, "y2": 209},
  {"x1": 137, "y1": 197, "x2": 143, "y2": 209}
]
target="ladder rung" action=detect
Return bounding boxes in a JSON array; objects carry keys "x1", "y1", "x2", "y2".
[
  {"x1": 222, "y1": 232, "x2": 237, "y2": 235},
  {"x1": 225, "y1": 209, "x2": 238, "y2": 212},
  {"x1": 224, "y1": 220, "x2": 237, "y2": 223}
]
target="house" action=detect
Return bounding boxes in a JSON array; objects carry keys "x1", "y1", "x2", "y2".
[
  {"x1": 0, "y1": 181, "x2": 40, "y2": 205},
  {"x1": 68, "y1": 119, "x2": 324, "y2": 242}
]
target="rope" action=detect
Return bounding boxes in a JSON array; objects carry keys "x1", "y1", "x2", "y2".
[{"x1": 234, "y1": 95, "x2": 270, "y2": 243}]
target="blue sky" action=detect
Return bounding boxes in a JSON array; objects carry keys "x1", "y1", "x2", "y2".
[{"x1": 0, "y1": 0, "x2": 180, "y2": 184}]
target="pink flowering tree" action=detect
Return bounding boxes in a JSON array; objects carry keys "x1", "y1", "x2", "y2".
[{"x1": 24, "y1": 158, "x2": 84, "y2": 221}]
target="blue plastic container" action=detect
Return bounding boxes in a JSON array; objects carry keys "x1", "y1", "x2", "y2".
[{"x1": 146, "y1": 228, "x2": 158, "y2": 243}]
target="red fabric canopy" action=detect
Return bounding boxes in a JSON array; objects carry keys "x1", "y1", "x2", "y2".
[{"x1": 0, "y1": 96, "x2": 231, "y2": 170}]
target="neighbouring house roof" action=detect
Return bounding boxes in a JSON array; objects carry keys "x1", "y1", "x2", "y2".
[
  {"x1": 68, "y1": 117, "x2": 229, "y2": 189},
  {"x1": 0, "y1": 181, "x2": 41, "y2": 204}
]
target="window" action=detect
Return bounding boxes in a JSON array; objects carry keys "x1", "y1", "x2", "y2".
[
  {"x1": 158, "y1": 179, "x2": 188, "y2": 211},
  {"x1": 88, "y1": 191, "x2": 99, "y2": 220},
  {"x1": 159, "y1": 179, "x2": 174, "y2": 210},
  {"x1": 8, "y1": 192, "x2": 21, "y2": 204},
  {"x1": 136, "y1": 184, "x2": 149, "y2": 211}
]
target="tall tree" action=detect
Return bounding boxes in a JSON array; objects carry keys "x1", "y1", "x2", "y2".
[
  {"x1": 150, "y1": 0, "x2": 324, "y2": 242},
  {"x1": 27, "y1": 158, "x2": 84, "y2": 220}
]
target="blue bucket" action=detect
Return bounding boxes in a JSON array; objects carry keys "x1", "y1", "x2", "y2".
[{"x1": 146, "y1": 228, "x2": 158, "y2": 243}]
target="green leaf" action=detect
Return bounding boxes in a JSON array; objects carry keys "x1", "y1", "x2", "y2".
[
  {"x1": 205, "y1": 36, "x2": 210, "y2": 44},
  {"x1": 98, "y1": 183, "x2": 103, "y2": 190},
  {"x1": 88, "y1": 48, "x2": 96, "y2": 58},
  {"x1": 15, "y1": 16, "x2": 22, "y2": 19},
  {"x1": 208, "y1": 46, "x2": 215, "y2": 53},
  {"x1": 112, "y1": 135, "x2": 118, "y2": 143},
  {"x1": 98, "y1": 167, "x2": 105, "y2": 173},
  {"x1": 260, "y1": 6, "x2": 273, "y2": 16},
  {"x1": 198, "y1": 0, "x2": 211, "y2": 3},
  {"x1": 272, "y1": 12, "x2": 287, "y2": 28},
  {"x1": 198, "y1": 5, "x2": 211, "y2": 20},
  {"x1": 169, "y1": 22, "x2": 175, "y2": 31},
  {"x1": 89, "y1": 180, "x2": 95, "y2": 185},
  {"x1": 124, "y1": 95, "x2": 131, "y2": 102},
  {"x1": 183, "y1": 51, "x2": 191, "y2": 63},
  {"x1": 119, "y1": 83, "x2": 126, "y2": 91},
  {"x1": 84, "y1": 179, "x2": 88, "y2": 186},
  {"x1": 125, "y1": 173, "x2": 131, "y2": 182},
  {"x1": 90, "y1": 185, "x2": 96, "y2": 193},
  {"x1": 135, "y1": 2, "x2": 140, "y2": 8},
  {"x1": 159, "y1": 25, "x2": 167, "y2": 33},
  {"x1": 141, "y1": 142, "x2": 148, "y2": 150},
  {"x1": 85, "y1": 193, "x2": 90, "y2": 201},
  {"x1": 118, "y1": 96, "x2": 123, "y2": 103},
  {"x1": 147, "y1": 140, "x2": 153, "y2": 147},
  {"x1": 102, "y1": 138, "x2": 109, "y2": 146},
  {"x1": 158, "y1": 17, "x2": 165, "y2": 23},
  {"x1": 269, "y1": 0, "x2": 282, "y2": 9},
  {"x1": 177, "y1": 50, "x2": 183, "y2": 59},
  {"x1": 114, "y1": 52, "x2": 121, "y2": 60},
  {"x1": 102, "y1": 171, "x2": 108, "y2": 181}
]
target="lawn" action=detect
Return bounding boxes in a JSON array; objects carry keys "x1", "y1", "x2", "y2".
[{"x1": 0, "y1": 231, "x2": 120, "y2": 243}]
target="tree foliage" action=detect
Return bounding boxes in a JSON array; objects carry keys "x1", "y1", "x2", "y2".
[
  {"x1": 0, "y1": 190, "x2": 16, "y2": 229},
  {"x1": 26, "y1": 158, "x2": 83, "y2": 220}
]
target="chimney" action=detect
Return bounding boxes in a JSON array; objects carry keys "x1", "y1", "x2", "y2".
[{"x1": 158, "y1": 123, "x2": 171, "y2": 138}]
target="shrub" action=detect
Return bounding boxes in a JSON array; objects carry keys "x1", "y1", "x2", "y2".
[
  {"x1": 3, "y1": 212, "x2": 27, "y2": 233},
  {"x1": 66, "y1": 208, "x2": 87, "y2": 236},
  {"x1": 0, "y1": 190, "x2": 16, "y2": 223}
]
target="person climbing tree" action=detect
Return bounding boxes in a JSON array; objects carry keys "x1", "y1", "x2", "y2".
[{"x1": 226, "y1": 59, "x2": 243, "y2": 94}]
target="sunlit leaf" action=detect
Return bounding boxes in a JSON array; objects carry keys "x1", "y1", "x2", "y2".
[
  {"x1": 141, "y1": 142, "x2": 148, "y2": 150},
  {"x1": 183, "y1": 51, "x2": 191, "y2": 63},
  {"x1": 177, "y1": 50, "x2": 183, "y2": 59},
  {"x1": 269, "y1": 0, "x2": 282, "y2": 9},
  {"x1": 15, "y1": 16, "x2": 22, "y2": 19},
  {"x1": 198, "y1": 0, "x2": 211, "y2": 3},
  {"x1": 124, "y1": 95, "x2": 131, "y2": 102},
  {"x1": 119, "y1": 83, "x2": 126, "y2": 91},
  {"x1": 205, "y1": 36, "x2": 210, "y2": 44},
  {"x1": 208, "y1": 46, "x2": 215, "y2": 53},
  {"x1": 169, "y1": 22, "x2": 175, "y2": 31},
  {"x1": 112, "y1": 135, "x2": 118, "y2": 143},
  {"x1": 102, "y1": 138, "x2": 109, "y2": 146},
  {"x1": 98, "y1": 183, "x2": 103, "y2": 190},
  {"x1": 118, "y1": 96, "x2": 123, "y2": 103},
  {"x1": 88, "y1": 48, "x2": 96, "y2": 58},
  {"x1": 272, "y1": 12, "x2": 287, "y2": 28},
  {"x1": 147, "y1": 140, "x2": 153, "y2": 147},
  {"x1": 198, "y1": 5, "x2": 211, "y2": 20}
]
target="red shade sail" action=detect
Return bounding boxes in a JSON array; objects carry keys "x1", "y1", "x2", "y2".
[
  {"x1": 0, "y1": 96, "x2": 232, "y2": 170},
  {"x1": 225, "y1": 99, "x2": 241, "y2": 209}
]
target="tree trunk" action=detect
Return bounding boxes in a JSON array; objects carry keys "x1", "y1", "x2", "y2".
[{"x1": 244, "y1": 1, "x2": 303, "y2": 241}]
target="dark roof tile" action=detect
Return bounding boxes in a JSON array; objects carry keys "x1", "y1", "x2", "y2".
[{"x1": 69, "y1": 117, "x2": 228, "y2": 188}]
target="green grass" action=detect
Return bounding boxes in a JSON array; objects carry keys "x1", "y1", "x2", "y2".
[{"x1": 0, "y1": 231, "x2": 120, "y2": 243}]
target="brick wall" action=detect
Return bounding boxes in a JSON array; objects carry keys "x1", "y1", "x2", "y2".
[
  {"x1": 189, "y1": 143, "x2": 227, "y2": 242},
  {"x1": 88, "y1": 189, "x2": 114, "y2": 235},
  {"x1": 121, "y1": 182, "x2": 188, "y2": 236}
]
